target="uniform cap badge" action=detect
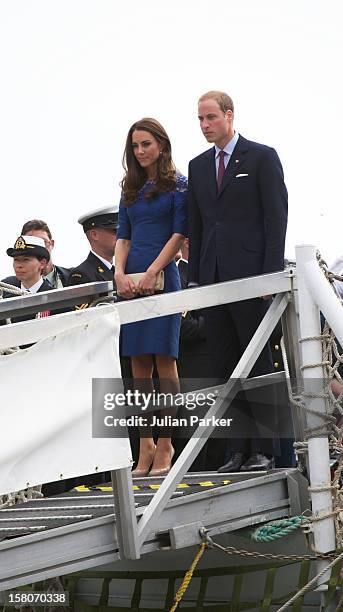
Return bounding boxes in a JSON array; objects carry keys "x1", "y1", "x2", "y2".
[{"x1": 14, "y1": 236, "x2": 27, "y2": 250}]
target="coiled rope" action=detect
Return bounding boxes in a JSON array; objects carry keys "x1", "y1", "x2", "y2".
[{"x1": 251, "y1": 516, "x2": 311, "y2": 542}]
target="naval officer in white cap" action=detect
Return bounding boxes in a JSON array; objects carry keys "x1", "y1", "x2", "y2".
[{"x1": 67, "y1": 205, "x2": 119, "y2": 292}]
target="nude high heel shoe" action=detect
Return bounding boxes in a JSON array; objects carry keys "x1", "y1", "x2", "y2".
[
  {"x1": 131, "y1": 466, "x2": 151, "y2": 478},
  {"x1": 131, "y1": 445, "x2": 156, "y2": 478},
  {"x1": 149, "y1": 447, "x2": 175, "y2": 477}
]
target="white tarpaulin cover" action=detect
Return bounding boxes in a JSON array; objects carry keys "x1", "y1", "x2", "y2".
[{"x1": 0, "y1": 305, "x2": 132, "y2": 496}]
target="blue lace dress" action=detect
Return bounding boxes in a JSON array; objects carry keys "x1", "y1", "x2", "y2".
[{"x1": 117, "y1": 174, "x2": 188, "y2": 358}]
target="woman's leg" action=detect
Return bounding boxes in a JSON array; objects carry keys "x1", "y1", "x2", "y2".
[
  {"x1": 150, "y1": 355, "x2": 179, "y2": 473},
  {"x1": 131, "y1": 354, "x2": 155, "y2": 475}
]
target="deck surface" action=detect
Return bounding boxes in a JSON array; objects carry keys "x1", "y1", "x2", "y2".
[{"x1": 0, "y1": 473, "x2": 252, "y2": 539}]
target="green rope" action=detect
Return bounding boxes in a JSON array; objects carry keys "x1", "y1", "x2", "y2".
[{"x1": 251, "y1": 516, "x2": 310, "y2": 542}]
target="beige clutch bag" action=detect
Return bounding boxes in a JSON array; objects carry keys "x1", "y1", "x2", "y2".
[{"x1": 127, "y1": 270, "x2": 164, "y2": 291}]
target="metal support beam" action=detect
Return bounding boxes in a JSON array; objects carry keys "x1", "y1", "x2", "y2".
[
  {"x1": 296, "y1": 245, "x2": 336, "y2": 567},
  {"x1": 281, "y1": 290, "x2": 306, "y2": 442},
  {"x1": 137, "y1": 292, "x2": 290, "y2": 547},
  {"x1": 111, "y1": 468, "x2": 140, "y2": 560}
]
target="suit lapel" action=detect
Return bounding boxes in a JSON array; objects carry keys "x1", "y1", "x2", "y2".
[
  {"x1": 218, "y1": 135, "x2": 249, "y2": 197},
  {"x1": 201, "y1": 148, "x2": 217, "y2": 200},
  {"x1": 37, "y1": 280, "x2": 52, "y2": 292}
]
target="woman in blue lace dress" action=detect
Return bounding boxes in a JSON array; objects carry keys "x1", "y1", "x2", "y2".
[{"x1": 115, "y1": 118, "x2": 187, "y2": 477}]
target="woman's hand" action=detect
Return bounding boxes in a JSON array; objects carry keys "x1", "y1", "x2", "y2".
[
  {"x1": 115, "y1": 272, "x2": 137, "y2": 299},
  {"x1": 137, "y1": 269, "x2": 158, "y2": 296}
]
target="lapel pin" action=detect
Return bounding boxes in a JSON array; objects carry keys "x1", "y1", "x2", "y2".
[{"x1": 235, "y1": 159, "x2": 239, "y2": 163}]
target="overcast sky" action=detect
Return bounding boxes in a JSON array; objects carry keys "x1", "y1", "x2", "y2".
[{"x1": 0, "y1": 0, "x2": 342, "y2": 276}]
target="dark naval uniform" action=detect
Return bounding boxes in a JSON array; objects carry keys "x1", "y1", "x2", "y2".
[
  {"x1": 2, "y1": 276, "x2": 51, "y2": 294},
  {"x1": 1, "y1": 276, "x2": 52, "y2": 323},
  {"x1": 68, "y1": 252, "x2": 114, "y2": 285},
  {"x1": 67, "y1": 252, "x2": 115, "y2": 309}
]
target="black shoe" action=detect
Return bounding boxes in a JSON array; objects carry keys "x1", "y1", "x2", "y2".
[
  {"x1": 217, "y1": 452, "x2": 248, "y2": 473},
  {"x1": 241, "y1": 453, "x2": 275, "y2": 472}
]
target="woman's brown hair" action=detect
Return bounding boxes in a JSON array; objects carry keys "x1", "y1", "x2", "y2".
[{"x1": 121, "y1": 118, "x2": 176, "y2": 205}]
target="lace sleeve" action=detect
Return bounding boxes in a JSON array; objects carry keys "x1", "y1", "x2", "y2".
[{"x1": 175, "y1": 173, "x2": 188, "y2": 192}]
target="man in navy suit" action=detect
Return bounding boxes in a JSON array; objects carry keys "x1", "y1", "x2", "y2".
[{"x1": 187, "y1": 90, "x2": 288, "y2": 472}]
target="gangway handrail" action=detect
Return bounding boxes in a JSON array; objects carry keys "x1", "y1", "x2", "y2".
[
  {"x1": 0, "y1": 280, "x2": 113, "y2": 321},
  {"x1": 114, "y1": 268, "x2": 294, "y2": 324},
  {"x1": 0, "y1": 270, "x2": 293, "y2": 349}
]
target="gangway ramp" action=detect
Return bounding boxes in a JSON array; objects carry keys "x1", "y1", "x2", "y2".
[{"x1": 0, "y1": 469, "x2": 308, "y2": 590}]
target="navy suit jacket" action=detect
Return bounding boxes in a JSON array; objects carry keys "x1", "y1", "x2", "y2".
[{"x1": 187, "y1": 135, "x2": 288, "y2": 285}]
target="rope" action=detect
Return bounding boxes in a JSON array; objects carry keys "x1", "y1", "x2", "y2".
[
  {"x1": 0, "y1": 281, "x2": 26, "y2": 296},
  {"x1": 169, "y1": 542, "x2": 207, "y2": 611},
  {"x1": 0, "y1": 486, "x2": 43, "y2": 509},
  {"x1": 251, "y1": 516, "x2": 310, "y2": 542},
  {"x1": 276, "y1": 549, "x2": 343, "y2": 611}
]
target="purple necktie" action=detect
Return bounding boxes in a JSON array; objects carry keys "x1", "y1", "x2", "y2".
[{"x1": 217, "y1": 150, "x2": 226, "y2": 189}]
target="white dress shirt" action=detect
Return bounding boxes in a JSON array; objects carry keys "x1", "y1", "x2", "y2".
[
  {"x1": 21, "y1": 278, "x2": 44, "y2": 293},
  {"x1": 91, "y1": 250, "x2": 113, "y2": 270},
  {"x1": 214, "y1": 132, "x2": 240, "y2": 175}
]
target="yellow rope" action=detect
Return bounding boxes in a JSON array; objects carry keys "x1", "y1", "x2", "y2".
[{"x1": 169, "y1": 542, "x2": 207, "y2": 611}]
